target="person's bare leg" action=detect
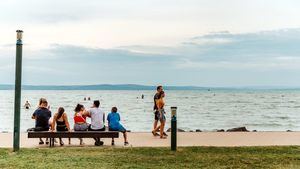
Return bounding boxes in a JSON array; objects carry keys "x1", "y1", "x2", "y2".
[
  {"x1": 152, "y1": 119, "x2": 161, "y2": 136},
  {"x1": 154, "y1": 125, "x2": 160, "y2": 132},
  {"x1": 59, "y1": 138, "x2": 64, "y2": 146},
  {"x1": 153, "y1": 120, "x2": 158, "y2": 130},
  {"x1": 39, "y1": 138, "x2": 44, "y2": 144},
  {"x1": 111, "y1": 138, "x2": 115, "y2": 145},
  {"x1": 160, "y1": 121, "x2": 166, "y2": 138},
  {"x1": 123, "y1": 132, "x2": 128, "y2": 143},
  {"x1": 160, "y1": 122, "x2": 163, "y2": 136},
  {"x1": 152, "y1": 124, "x2": 161, "y2": 135}
]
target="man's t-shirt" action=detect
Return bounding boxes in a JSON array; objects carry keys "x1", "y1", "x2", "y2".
[
  {"x1": 88, "y1": 107, "x2": 105, "y2": 130},
  {"x1": 107, "y1": 112, "x2": 121, "y2": 129},
  {"x1": 153, "y1": 93, "x2": 159, "y2": 111},
  {"x1": 32, "y1": 107, "x2": 51, "y2": 129}
]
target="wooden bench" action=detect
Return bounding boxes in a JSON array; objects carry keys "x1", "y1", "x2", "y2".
[{"x1": 28, "y1": 131, "x2": 119, "y2": 147}]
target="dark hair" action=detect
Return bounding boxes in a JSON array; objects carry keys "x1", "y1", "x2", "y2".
[
  {"x1": 94, "y1": 100, "x2": 100, "y2": 108},
  {"x1": 74, "y1": 104, "x2": 84, "y2": 112},
  {"x1": 57, "y1": 107, "x2": 65, "y2": 119},
  {"x1": 39, "y1": 98, "x2": 48, "y2": 106},
  {"x1": 111, "y1": 107, "x2": 117, "y2": 113},
  {"x1": 157, "y1": 91, "x2": 165, "y2": 99},
  {"x1": 157, "y1": 85, "x2": 162, "y2": 91}
]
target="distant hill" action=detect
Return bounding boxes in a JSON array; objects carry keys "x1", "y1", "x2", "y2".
[{"x1": 0, "y1": 84, "x2": 208, "y2": 90}]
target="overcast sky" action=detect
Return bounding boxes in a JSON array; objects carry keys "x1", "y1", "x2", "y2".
[{"x1": 1, "y1": 0, "x2": 300, "y2": 87}]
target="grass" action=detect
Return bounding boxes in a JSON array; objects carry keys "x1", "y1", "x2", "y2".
[{"x1": 0, "y1": 146, "x2": 300, "y2": 169}]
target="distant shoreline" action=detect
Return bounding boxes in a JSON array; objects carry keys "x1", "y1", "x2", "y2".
[{"x1": 1, "y1": 84, "x2": 300, "y2": 90}]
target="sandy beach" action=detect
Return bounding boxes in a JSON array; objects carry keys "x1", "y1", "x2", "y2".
[{"x1": 1, "y1": 132, "x2": 300, "y2": 148}]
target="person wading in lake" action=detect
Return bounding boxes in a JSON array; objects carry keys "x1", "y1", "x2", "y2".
[{"x1": 24, "y1": 100, "x2": 31, "y2": 109}]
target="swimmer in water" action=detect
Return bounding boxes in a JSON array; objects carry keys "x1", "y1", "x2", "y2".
[{"x1": 24, "y1": 100, "x2": 31, "y2": 109}]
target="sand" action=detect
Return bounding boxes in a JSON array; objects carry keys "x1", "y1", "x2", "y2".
[{"x1": 1, "y1": 132, "x2": 300, "y2": 148}]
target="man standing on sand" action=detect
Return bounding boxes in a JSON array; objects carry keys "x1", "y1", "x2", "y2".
[{"x1": 152, "y1": 85, "x2": 163, "y2": 136}]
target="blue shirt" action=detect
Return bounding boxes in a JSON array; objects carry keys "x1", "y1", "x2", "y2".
[{"x1": 107, "y1": 112, "x2": 121, "y2": 129}]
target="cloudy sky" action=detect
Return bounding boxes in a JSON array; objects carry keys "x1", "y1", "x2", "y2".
[{"x1": 1, "y1": 0, "x2": 300, "y2": 87}]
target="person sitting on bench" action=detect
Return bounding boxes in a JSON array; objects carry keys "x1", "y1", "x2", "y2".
[
  {"x1": 31, "y1": 98, "x2": 51, "y2": 145},
  {"x1": 51, "y1": 107, "x2": 71, "y2": 146},
  {"x1": 107, "y1": 107, "x2": 129, "y2": 146},
  {"x1": 74, "y1": 104, "x2": 89, "y2": 145},
  {"x1": 83, "y1": 100, "x2": 105, "y2": 146}
]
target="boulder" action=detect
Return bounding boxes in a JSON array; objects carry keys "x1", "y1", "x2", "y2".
[
  {"x1": 195, "y1": 129, "x2": 202, "y2": 132},
  {"x1": 217, "y1": 129, "x2": 225, "y2": 132},
  {"x1": 226, "y1": 127, "x2": 249, "y2": 132},
  {"x1": 178, "y1": 128, "x2": 185, "y2": 132},
  {"x1": 287, "y1": 130, "x2": 292, "y2": 132},
  {"x1": 166, "y1": 128, "x2": 185, "y2": 132},
  {"x1": 189, "y1": 130, "x2": 194, "y2": 132},
  {"x1": 252, "y1": 130, "x2": 257, "y2": 132}
]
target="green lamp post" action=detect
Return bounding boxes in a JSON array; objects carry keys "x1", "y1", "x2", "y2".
[
  {"x1": 171, "y1": 107, "x2": 177, "y2": 151},
  {"x1": 13, "y1": 30, "x2": 23, "y2": 152}
]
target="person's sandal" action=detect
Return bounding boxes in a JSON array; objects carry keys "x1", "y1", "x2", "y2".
[
  {"x1": 160, "y1": 136, "x2": 167, "y2": 139},
  {"x1": 111, "y1": 140, "x2": 115, "y2": 146},
  {"x1": 152, "y1": 131, "x2": 160, "y2": 136},
  {"x1": 60, "y1": 140, "x2": 64, "y2": 146},
  {"x1": 79, "y1": 138, "x2": 84, "y2": 145},
  {"x1": 39, "y1": 140, "x2": 44, "y2": 145},
  {"x1": 163, "y1": 132, "x2": 168, "y2": 136},
  {"x1": 45, "y1": 139, "x2": 49, "y2": 145},
  {"x1": 124, "y1": 142, "x2": 129, "y2": 146}
]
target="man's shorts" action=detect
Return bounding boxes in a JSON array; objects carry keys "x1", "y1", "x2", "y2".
[{"x1": 154, "y1": 110, "x2": 160, "y2": 121}]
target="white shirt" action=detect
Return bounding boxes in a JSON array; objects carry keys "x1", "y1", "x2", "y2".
[{"x1": 88, "y1": 107, "x2": 105, "y2": 130}]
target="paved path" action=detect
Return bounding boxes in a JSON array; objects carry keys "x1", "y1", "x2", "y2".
[{"x1": 1, "y1": 132, "x2": 300, "y2": 148}]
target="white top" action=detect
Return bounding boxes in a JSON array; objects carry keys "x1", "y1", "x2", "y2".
[{"x1": 88, "y1": 107, "x2": 105, "y2": 130}]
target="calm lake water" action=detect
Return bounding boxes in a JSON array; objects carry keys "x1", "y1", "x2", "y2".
[{"x1": 1, "y1": 90, "x2": 300, "y2": 132}]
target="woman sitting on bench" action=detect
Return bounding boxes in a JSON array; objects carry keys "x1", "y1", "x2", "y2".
[
  {"x1": 74, "y1": 104, "x2": 89, "y2": 145},
  {"x1": 51, "y1": 107, "x2": 71, "y2": 146}
]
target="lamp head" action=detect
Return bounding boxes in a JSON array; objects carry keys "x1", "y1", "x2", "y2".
[
  {"x1": 171, "y1": 107, "x2": 177, "y2": 117},
  {"x1": 16, "y1": 30, "x2": 23, "y2": 41}
]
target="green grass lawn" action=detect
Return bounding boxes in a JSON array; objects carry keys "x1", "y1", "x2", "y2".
[{"x1": 0, "y1": 146, "x2": 300, "y2": 169}]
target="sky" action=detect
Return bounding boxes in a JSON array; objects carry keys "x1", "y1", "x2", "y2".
[{"x1": 1, "y1": 0, "x2": 300, "y2": 87}]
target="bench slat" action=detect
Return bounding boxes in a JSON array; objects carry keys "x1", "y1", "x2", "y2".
[{"x1": 28, "y1": 131, "x2": 119, "y2": 138}]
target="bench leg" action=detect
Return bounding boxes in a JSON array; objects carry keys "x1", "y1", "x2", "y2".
[
  {"x1": 49, "y1": 138, "x2": 55, "y2": 147},
  {"x1": 49, "y1": 138, "x2": 52, "y2": 147},
  {"x1": 51, "y1": 138, "x2": 55, "y2": 147}
]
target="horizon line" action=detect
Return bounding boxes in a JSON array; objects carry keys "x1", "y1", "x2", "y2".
[{"x1": 1, "y1": 84, "x2": 300, "y2": 89}]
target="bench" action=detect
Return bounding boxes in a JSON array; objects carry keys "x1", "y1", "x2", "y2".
[{"x1": 28, "y1": 131, "x2": 119, "y2": 147}]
